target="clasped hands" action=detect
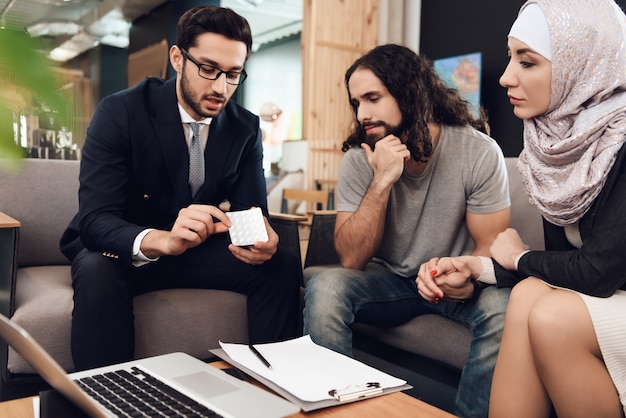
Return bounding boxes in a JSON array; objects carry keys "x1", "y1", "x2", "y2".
[
  {"x1": 146, "y1": 204, "x2": 278, "y2": 266},
  {"x1": 417, "y1": 256, "x2": 480, "y2": 304},
  {"x1": 416, "y1": 228, "x2": 530, "y2": 303}
]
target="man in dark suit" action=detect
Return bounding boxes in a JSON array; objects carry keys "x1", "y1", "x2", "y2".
[{"x1": 60, "y1": 5, "x2": 301, "y2": 370}]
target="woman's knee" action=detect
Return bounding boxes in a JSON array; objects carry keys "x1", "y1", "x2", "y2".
[
  {"x1": 507, "y1": 278, "x2": 551, "y2": 317},
  {"x1": 527, "y1": 290, "x2": 590, "y2": 351}
]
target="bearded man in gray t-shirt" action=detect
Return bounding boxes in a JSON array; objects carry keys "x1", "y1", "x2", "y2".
[{"x1": 303, "y1": 44, "x2": 511, "y2": 418}]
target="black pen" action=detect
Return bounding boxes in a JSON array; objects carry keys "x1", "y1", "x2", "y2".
[{"x1": 249, "y1": 344, "x2": 272, "y2": 369}]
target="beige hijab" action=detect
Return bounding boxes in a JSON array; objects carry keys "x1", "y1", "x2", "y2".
[{"x1": 515, "y1": 0, "x2": 626, "y2": 226}]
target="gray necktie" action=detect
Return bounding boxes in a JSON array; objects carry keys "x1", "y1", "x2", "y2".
[{"x1": 188, "y1": 122, "x2": 204, "y2": 197}]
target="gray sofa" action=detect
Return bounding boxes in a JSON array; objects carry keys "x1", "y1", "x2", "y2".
[
  {"x1": 0, "y1": 156, "x2": 543, "y2": 406},
  {"x1": 301, "y1": 157, "x2": 545, "y2": 401},
  {"x1": 0, "y1": 158, "x2": 250, "y2": 400}
]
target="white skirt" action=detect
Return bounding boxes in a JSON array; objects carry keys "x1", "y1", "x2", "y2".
[{"x1": 577, "y1": 289, "x2": 626, "y2": 414}]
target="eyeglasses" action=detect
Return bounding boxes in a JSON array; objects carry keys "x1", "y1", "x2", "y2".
[{"x1": 180, "y1": 48, "x2": 247, "y2": 85}]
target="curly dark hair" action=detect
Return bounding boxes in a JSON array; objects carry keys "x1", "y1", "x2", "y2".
[
  {"x1": 176, "y1": 6, "x2": 253, "y2": 57},
  {"x1": 342, "y1": 44, "x2": 488, "y2": 162}
]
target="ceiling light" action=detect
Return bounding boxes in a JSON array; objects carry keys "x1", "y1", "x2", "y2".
[
  {"x1": 29, "y1": 0, "x2": 85, "y2": 5},
  {"x1": 48, "y1": 32, "x2": 98, "y2": 62},
  {"x1": 99, "y1": 33, "x2": 129, "y2": 48},
  {"x1": 27, "y1": 21, "x2": 82, "y2": 37},
  {"x1": 87, "y1": 8, "x2": 129, "y2": 38},
  {"x1": 48, "y1": 45, "x2": 81, "y2": 62}
]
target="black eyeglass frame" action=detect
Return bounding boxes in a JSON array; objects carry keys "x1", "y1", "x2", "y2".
[{"x1": 180, "y1": 47, "x2": 248, "y2": 86}]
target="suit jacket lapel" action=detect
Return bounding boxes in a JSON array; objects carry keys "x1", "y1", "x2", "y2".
[
  {"x1": 150, "y1": 78, "x2": 238, "y2": 205},
  {"x1": 152, "y1": 78, "x2": 192, "y2": 204}
]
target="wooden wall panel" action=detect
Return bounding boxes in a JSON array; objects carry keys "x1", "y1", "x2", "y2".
[
  {"x1": 302, "y1": 0, "x2": 378, "y2": 191},
  {"x1": 128, "y1": 39, "x2": 169, "y2": 88},
  {"x1": 306, "y1": 46, "x2": 353, "y2": 141}
]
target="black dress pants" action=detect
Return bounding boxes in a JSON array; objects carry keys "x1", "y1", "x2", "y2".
[{"x1": 70, "y1": 235, "x2": 301, "y2": 371}]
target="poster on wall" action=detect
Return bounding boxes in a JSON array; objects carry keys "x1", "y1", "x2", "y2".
[{"x1": 433, "y1": 52, "x2": 482, "y2": 117}]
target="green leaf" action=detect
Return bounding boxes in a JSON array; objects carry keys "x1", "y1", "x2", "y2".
[{"x1": 0, "y1": 28, "x2": 69, "y2": 163}]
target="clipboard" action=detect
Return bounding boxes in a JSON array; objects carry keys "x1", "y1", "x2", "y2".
[{"x1": 210, "y1": 347, "x2": 413, "y2": 412}]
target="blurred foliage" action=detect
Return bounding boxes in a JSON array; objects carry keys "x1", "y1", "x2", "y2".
[{"x1": 0, "y1": 28, "x2": 69, "y2": 166}]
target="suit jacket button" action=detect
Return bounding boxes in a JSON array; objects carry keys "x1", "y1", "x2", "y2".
[{"x1": 143, "y1": 194, "x2": 150, "y2": 200}]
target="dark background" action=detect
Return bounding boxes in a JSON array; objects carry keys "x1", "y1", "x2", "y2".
[{"x1": 420, "y1": 0, "x2": 626, "y2": 157}]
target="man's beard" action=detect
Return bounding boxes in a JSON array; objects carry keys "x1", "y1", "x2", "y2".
[
  {"x1": 360, "y1": 121, "x2": 404, "y2": 149},
  {"x1": 180, "y1": 69, "x2": 225, "y2": 119}
]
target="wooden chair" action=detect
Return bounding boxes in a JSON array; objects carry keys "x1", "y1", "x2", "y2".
[
  {"x1": 279, "y1": 188, "x2": 330, "y2": 247},
  {"x1": 280, "y1": 189, "x2": 330, "y2": 215},
  {"x1": 314, "y1": 179, "x2": 338, "y2": 211}
]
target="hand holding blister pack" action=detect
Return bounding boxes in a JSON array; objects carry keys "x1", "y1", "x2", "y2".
[{"x1": 225, "y1": 207, "x2": 269, "y2": 247}]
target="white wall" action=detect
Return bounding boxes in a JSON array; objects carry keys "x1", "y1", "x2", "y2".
[
  {"x1": 243, "y1": 38, "x2": 302, "y2": 117},
  {"x1": 243, "y1": 37, "x2": 303, "y2": 175}
]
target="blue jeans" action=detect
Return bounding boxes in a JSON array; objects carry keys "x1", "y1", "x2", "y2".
[{"x1": 303, "y1": 262, "x2": 510, "y2": 418}]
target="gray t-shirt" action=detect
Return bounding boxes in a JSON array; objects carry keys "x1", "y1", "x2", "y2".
[{"x1": 337, "y1": 124, "x2": 510, "y2": 277}]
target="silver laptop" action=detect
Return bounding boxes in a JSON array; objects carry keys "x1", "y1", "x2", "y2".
[{"x1": 0, "y1": 314, "x2": 299, "y2": 418}]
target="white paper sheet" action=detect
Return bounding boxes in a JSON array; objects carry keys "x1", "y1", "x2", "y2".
[{"x1": 219, "y1": 335, "x2": 407, "y2": 402}]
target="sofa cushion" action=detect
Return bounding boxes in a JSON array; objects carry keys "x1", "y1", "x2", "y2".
[
  {"x1": 353, "y1": 315, "x2": 471, "y2": 370},
  {"x1": 0, "y1": 159, "x2": 79, "y2": 266},
  {"x1": 9, "y1": 266, "x2": 74, "y2": 373},
  {"x1": 8, "y1": 267, "x2": 249, "y2": 374},
  {"x1": 133, "y1": 289, "x2": 248, "y2": 360},
  {"x1": 505, "y1": 158, "x2": 544, "y2": 250}
]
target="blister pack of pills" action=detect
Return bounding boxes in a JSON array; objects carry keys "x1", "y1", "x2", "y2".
[{"x1": 225, "y1": 207, "x2": 268, "y2": 246}]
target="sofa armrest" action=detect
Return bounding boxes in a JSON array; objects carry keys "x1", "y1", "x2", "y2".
[
  {"x1": 0, "y1": 212, "x2": 20, "y2": 228},
  {"x1": 303, "y1": 211, "x2": 340, "y2": 269},
  {"x1": 0, "y1": 211, "x2": 19, "y2": 318},
  {"x1": 268, "y1": 213, "x2": 308, "y2": 279},
  {"x1": 0, "y1": 210, "x2": 20, "y2": 386},
  {"x1": 268, "y1": 212, "x2": 308, "y2": 223}
]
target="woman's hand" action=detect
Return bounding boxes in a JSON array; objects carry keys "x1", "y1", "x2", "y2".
[{"x1": 416, "y1": 256, "x2": 483, "y2": 303}]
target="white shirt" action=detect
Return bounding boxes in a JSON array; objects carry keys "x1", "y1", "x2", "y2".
[{"x1": 178, "y1": 103, "x2": 212, "y2": 151}]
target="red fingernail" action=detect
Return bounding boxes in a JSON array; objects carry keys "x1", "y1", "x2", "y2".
[
  {"x1": 430, "y1": 270, "x2": 438, "y2": 276},
  {"x1": 433, "y1": 297, "x2": 439, "y2": 304}
]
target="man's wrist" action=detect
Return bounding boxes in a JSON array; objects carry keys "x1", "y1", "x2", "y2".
[
  {"x1": 462, "y1": 279, "x2": 484, "y2": 303},
  {"x1": 132, "y1": 229, "x2": 160, "y2": 267}
]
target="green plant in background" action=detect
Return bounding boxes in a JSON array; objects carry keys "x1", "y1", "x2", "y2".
[{"x1": 0, "y1": 28, "x2": 68, "y2": 166}]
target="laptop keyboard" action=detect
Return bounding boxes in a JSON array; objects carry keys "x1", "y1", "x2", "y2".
[{"x1": 75, "y1": 366, "x2": 224, "y2": 417}]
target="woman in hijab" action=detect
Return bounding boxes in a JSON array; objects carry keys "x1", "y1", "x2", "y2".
[{"x1": 416, "y1": 1, "x2": 626, "y2": 416}]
